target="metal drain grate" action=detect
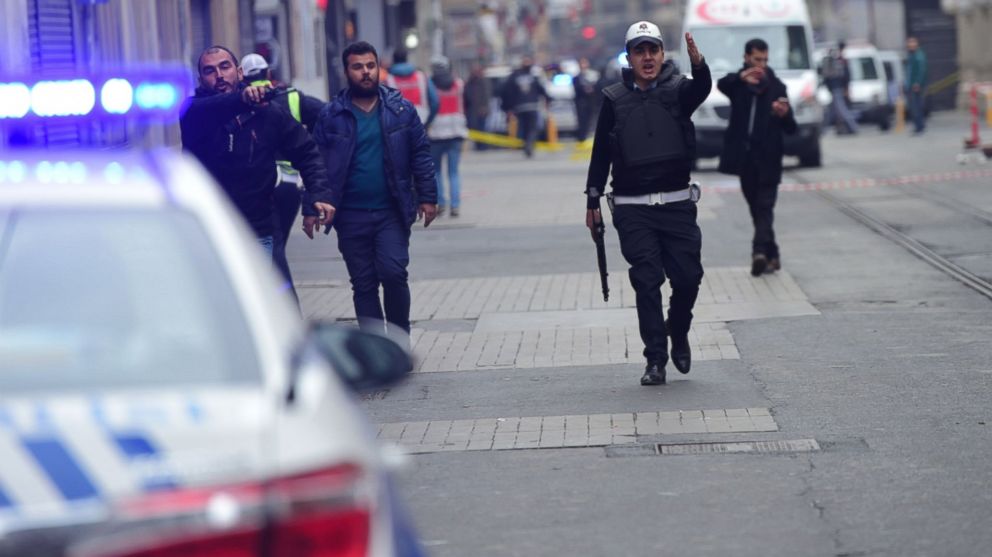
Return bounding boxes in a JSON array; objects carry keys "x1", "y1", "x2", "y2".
[
  {"x1": 605, "y1": 439, "x2": 819, "y2": 457},
  {"x1": 659, "y1": 439, "x2": 819, "y2": 455}
]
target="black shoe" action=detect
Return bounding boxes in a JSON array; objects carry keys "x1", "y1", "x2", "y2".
[
  {"x1": 766, "y1": 257, "x2": 781, "y2": 273},
  {"x1": 751, "y1": 254, "x2": 768, "y2": 277},
  {"x1": 640, "y1": 362, "x2": 666, "y2": 386},
  {"x1": 670, "y1": 335, "x2": 691, "y2": 375}
]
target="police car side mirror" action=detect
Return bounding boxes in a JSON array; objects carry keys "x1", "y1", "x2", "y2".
[{"x1": 302, "y1": 322, "x2": 413, "y2": 393}]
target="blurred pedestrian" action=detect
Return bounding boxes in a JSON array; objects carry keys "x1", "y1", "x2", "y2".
[
  {"x1": 585, "y1": 22, "x2": 711, "y2": 386},
  {"x1": 717, "y1": 38, "x2": 797, "y2": 276},
  {"x1": 385, "y1": 48, "x2": 439, "y2": 126},
  {"x1": 311, "y1": 41, "x2": 438, "y2": 342},
  {"x1": 573, "y1": 57, "x2": 601, "y2": 143},
  {"x1": 464, "y1": 62, "x2": 492, "y2": 150},
  {"x1": 428, "y1": 58, "x2": 469, "y2": 217},
  {"x1": 240, "y1": 53, "x2": 327, "y2": 302},
  {"x1": 180, "y1": 45, "x2": 333, "y2": 259},
  {"x1": 821, "y1": 42, "x2": 858, "y2": 135},
  {"x1": 905, "y1": 36, "x2": 928, "y2": 135},
  {"x1": 500, "y1": 54, "x2": 550, "y2": 158}
]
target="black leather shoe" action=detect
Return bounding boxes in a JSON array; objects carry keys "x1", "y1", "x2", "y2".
[
  {"x1": 640, "y1": 362, "x2": 666, "y2": 386},
  {"x1": 751, "y1": 254, "x2": 768, "y2": 277},
  {"x1": 670, "y1": 335, "x2": 691, "y2": 374}
]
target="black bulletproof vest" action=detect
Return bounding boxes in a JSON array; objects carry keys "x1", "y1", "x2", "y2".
[{"x1": 604, "y1": 79, "x2": 691, "y2": 168}]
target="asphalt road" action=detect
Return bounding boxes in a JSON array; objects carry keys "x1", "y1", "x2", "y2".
[{"x1": 290, "y1": 112, "x2": 992, "y2": 556}]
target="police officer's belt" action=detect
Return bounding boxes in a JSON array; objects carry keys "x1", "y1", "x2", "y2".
[{"x1": 612, "y1": 188, "x2": 692, "y2": 206}]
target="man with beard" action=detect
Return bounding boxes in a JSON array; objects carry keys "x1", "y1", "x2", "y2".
[
  {"x1": 717, "y1": 38, "x2": 796, "y2": 276},
  {"x1": 180, "y1": 45, "x2": 334, "y2": 256},
  {"x1": 310, "y1": 41, "x2": 437, "y2": 343},
  {"x1": 584, "y1": 21, "x2": 711, "y2": 386}
]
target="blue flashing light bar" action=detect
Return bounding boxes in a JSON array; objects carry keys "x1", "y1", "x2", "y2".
[
  {"x1": 0, "y1": 69, "x2": 191, "y2": 121},
  {"x1": 0, "y1": 159, "x2": 152, "y2": 185},
  {"x1": 552, "y1": 73, "x2": 573, "y2": 87}
]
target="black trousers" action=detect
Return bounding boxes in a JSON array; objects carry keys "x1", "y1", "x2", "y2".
[
  {"x1": 516, "y1": 110, "x2": 539, "y2": 157},
  {"x1": 272, "y1": 180, "x2": 301, "y2": 304},
  {"x1": 613, "y1": 201, "x2": 704, "y2": 365},
  {"x1": 739, "y1": 161, "x2": 780, "y2": 259}
]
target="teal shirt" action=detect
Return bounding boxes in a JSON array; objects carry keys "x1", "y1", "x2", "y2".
[{"x1": 342, "y1": 104, "x2": 391, "y2": 210}]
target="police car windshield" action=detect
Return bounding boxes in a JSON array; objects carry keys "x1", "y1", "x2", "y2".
[
  {"x1": 689, "y1": 25, "x2": 811, "y2": 75},
  {"x1": 0, "y1": 209, "x2": 261, "y2": 392}
]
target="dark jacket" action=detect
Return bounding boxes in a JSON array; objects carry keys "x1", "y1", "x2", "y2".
[
  {"x1": 463, "y1": 73, "x2": 492, "y2": 119},
  {"x1": 717, "y1": 66, "x2": 797, "y2": 184},
  {"x1": 585, "y1": 60, "x2": 711, "y2": 208},
  {"x1": 180, "y1": 87, "x2": 331, "y2": 237},
  {"x1": 499, "y1": 66, "x2": 549, "y2": 113},
  {"x1": 312, "y1": 85, "x2": 437, "y2": 228}
]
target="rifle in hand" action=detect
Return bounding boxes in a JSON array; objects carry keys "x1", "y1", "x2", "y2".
[{"x1": 593, "y1": 219, "x2": 609, "y2": 302}]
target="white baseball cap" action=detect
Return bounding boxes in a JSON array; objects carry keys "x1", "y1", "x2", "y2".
[
  {"x1": 625, "y1": 21, "x2": 664, "y2": 50},
  {"x1": 240, "y1": 53, "x2": 269, "y2": 79}
]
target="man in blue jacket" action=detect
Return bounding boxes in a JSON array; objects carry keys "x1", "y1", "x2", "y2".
[{"x1": 309, "y1": 41, "x2": 438, "y2": 341}]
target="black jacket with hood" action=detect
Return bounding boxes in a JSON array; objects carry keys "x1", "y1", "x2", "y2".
[
  {"x1": 180, "y1": 86, "x2": 331, "y2": 237},
  {"x1": 716, "y1": 66, "x2": 797, "y2": 185}
]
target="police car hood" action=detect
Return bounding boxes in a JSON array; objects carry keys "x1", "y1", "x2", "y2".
[{"x1": 0, "y1": 383, "x2": 377, "y2": 547}]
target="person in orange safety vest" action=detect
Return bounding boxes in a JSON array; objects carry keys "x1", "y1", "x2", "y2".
[
  {"x1": 384, "y1": 48, "x2": 439, "y2": 126},
  {"x1": 427, "y1": 57, "x2": 468, "y2": 217}
]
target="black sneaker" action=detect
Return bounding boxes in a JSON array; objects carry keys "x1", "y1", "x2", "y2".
[
  {"x1": 766, "y1": 257, "x2": 780, "y2": 273},
  {"x1": 751, "y1": 254, "x2": 768, "y2": 277},
  {"x1": 640, "y1": 362, "x2": 666, "y2": 386}
]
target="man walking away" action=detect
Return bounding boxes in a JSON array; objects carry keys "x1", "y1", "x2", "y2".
[
  {"x1": 240, "y1": 53, "x2": 326, "y2": 301},
  {"x1": 429, "y1": 58, "x2": 469, "y2": 217},
  {"x1": 573, "y1": 57, "x2": 601, "y2": 143},
  {"x1": 500, "y1": 54, "x2": 550, "y2": 158},
  {"x1": 311, "y1": 41, "x2": 438, "y2": 343},
  {"x1": 905, "y1": 36, "x2": 928, "y2": 135},
  {"x1": 385, "y1": 48, "x2": 439, "y2": 126},
  {"x1": 821, "y1": 43, "x2": 858, "y2": 135},
  {"x1": 585, "y1": 21, "x2": 711, "y2": 386},
  {"x1": 181, "y1": 45, "x2": 333, "y2": 260},
  {"x1": 717, "y1": 38, "x2": 797, "y2": 277},
  {"x1": 464, "y1": 63, "x2": 492, "y2": 150}
]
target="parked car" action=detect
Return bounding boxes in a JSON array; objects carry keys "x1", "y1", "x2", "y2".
[
  {"x1": 0, "y1": 148, "x2": 423, "y2": 557},
  {"x1": 816, "y1": 43, "x2": 894, "y2": 130}
]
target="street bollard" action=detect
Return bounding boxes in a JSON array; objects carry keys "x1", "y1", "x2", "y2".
[
  {"x1": 545, "y1": 114, "x2": 558, "y2": 146},
  {"x1": 967, "y1": 84, "x2": 980, "y2": 148},
  {"x1": 894, "y1": 96, "x2": 906, "y2": 133},
  {"x1": 507, "y1": 113, "x2": 518, "y2": 141}
]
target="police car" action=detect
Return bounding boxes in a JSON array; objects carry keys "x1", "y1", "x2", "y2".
[{"x1": 0, "y1": 74, "x2": 422, "y2": 557}]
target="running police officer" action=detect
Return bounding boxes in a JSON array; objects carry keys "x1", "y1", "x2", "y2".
[{"x1": 585, "y1": 22, "x2": 711, "y2": 386}]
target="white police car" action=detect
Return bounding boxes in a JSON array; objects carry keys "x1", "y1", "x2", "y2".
[{"x1": 0, "y1": 148, "x2": 422, "y2": 553}]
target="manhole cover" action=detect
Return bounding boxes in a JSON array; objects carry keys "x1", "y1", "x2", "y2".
[{"x1": 658, "y1": 439, "x2": 819, "y2": 455}]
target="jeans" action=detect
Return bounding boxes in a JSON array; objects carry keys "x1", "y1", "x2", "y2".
[
  {"x1": 334, "y1": 208, "x2": 412, "y2": 334},
  {"x1": 827, "y1": 87, "x2": 859, "y2": 134},
  {"x1": 272, "y1": 180, "x2": 301, "y2": 302},
  {"x1": 908, "y1": 89, "x2": 926, "y2": 133},
  {"x1": 468, "y1": 114, "x2": 489, "y2": 150},
  {"x1": 430, "y1": 138, "x2": 463, "y2": 209},
  {"x1": 740, "y1": 161, "x2": 780, "y2": 260},
  {"x1": 257, "y1": 235, "x2": 274, "y2": 256},
  {"x1": 613, "y1": 202, "x2": 703, "y2": 365}
]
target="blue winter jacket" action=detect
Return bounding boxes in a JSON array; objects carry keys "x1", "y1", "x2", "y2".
[{"x1": 313, "y1": 85, "x2": 437, "y2": 228}]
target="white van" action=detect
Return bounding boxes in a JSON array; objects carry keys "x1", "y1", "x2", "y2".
[{"x1": 682, "y1": 0, "x2": 823, "y2": 166}]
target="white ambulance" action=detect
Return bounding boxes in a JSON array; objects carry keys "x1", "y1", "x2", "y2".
[{"x1": 682, "y1": 0, "x2": 823, "y2": 166}]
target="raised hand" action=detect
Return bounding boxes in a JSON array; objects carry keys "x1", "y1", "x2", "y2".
[{"x1": 685, "y1": 32, "x2": 704, "y2": 66}]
